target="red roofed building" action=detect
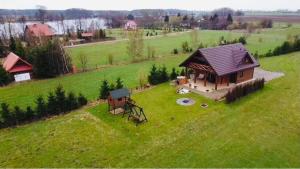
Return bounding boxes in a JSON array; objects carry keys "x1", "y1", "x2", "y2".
[
  {"x1": 124, "y1": 20, "x2": 137, "y2": 30},
  {"x1": 81, "y1": 32, "x2": 93, "y2": 41},
  {"x1": 3, "y1": 52, "x2": 33, "y2": 82},
  {"x1": 25, "y1": 23, "x2": 55, "y2": 44}
]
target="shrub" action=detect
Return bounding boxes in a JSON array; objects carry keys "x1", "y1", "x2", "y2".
[
  {"x1": 238, "y1": 36, "x2": 247, "y2": 45},
  {"x1": 35, "y1": 96, "x2": 47, "y2": 118},
  {"x1": 78, "y1": 93, "x2": 88, "y2": 106},
  {"x1": 173, "y1": 48, "x2": 179, "y2": 54},
  {"x1": 66, "y1": 92, "x2": 79, "y2": 111},
  {"x1": 170, "y1": 68, "x2": 179, "y2": 80},
  {"x1": 148, "y1": 64, "x2": 169, "y2": 85},
  {"x1": 0, "y1": 64, "x2": 11, "y2": 86},
  {"x1": 182, "y1": 41, "x2": 190, "y2": 53},
  {"x1": 115, "y1": 77, "x2": 124, "y2": 89},
  {"x1": 226, "y1": 78, "x2": 265, "y2": 103},
  {"x1": 108, "y1": 54, "x2": 114, "y2": 65},
  {"x1": 99, "y1": 80, "x2": 110, "y2": 99}
]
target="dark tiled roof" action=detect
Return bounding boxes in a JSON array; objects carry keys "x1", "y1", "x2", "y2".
[
  {"x1": 110, "y1": 88, "x2": 130, "y2": 99},
  {"x1": 180, "y1": 43, "x2": 259, "y2": 76}
]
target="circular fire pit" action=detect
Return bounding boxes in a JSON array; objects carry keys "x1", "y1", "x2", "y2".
[{"x1": 176, "y1": 98, "x2": 195, "y2": 106}]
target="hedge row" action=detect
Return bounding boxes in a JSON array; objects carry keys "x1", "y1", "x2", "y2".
[
  {"x1": 0, "y1": 85, "x2": 88, "y2": 129},
  {"x1": 262, "y1": 36, "x2": 300, "y2": 57},
  {"x1": 226, "y1": 78, "x2": 265, "y2": 103}
]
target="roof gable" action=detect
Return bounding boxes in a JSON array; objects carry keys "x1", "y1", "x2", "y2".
[{"x1": 3, "y1": 52, "x2": 32, "y2": 73}]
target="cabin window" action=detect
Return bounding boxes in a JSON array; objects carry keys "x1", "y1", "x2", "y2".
[{"x1": 240, "y1": 71, "x2": 244, "y2": 78}]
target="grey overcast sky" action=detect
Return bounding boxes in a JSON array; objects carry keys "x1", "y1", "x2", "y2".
[{"x1": 1, "y1": 0, "x2": 300, "y2": 11}]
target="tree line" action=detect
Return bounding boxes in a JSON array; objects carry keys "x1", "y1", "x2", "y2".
[{"x1": 0, "y1": 85, "x2": 88, "y2": 129}]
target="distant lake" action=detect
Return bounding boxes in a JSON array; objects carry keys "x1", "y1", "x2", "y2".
[{"x1": 0, "y1": 18, "x2": 107, "y2": 38}]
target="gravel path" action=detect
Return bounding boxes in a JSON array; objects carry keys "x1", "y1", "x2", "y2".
[{"x1": 254, "y1": 68, "x2": 285, "y2": 82}]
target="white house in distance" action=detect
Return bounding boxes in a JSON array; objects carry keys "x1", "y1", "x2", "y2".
[
  {"x1": 3, "y1": 52, "x2": 33, "y2": 82},
  {"x1": 124, "y1": 20, "x2": 137, "y2": 30}
]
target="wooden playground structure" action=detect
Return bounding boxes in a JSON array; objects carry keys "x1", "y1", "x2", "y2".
[{"x1": 108, "y1": 88, "x2": 147, "y2": 125}]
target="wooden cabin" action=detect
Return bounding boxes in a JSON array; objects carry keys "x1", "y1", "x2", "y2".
[
  {"x1": 108, "y1": 88, "x2": 130, "y2": 113},
  {"x1": 179, "y1": 43, "x2": 260, "y2": 90}
]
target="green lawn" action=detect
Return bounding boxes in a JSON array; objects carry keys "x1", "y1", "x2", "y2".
[
  {"x1": 68, "y1": 25, "x2": 300, "y2": 69},
  {"x1": 0, "y1": 52, "x2": 299, "y2": 167},
  {"x1": 0, "y1": 54, "x2": 186, "y2": 108}
]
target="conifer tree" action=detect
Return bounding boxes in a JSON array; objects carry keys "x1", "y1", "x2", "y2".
[
  {"x1": 25, "y1": 106, "x2": 34, "y2": 121},
  {"x1": 9, "y1": 36, "x2": 16, "y2": 52},
  {"x1": 55, "y1": 85, "x2": 66, "y2": 113},
  {"x1": 115, "y1": 77, "x2": 124, "y2": 89},
  {"x1": 66, "y1": 92, "x2": 78, "y2": 111},
  {"x1": 99, "y1": 80, "x2": 110, "y2": 99},
  {"x1": 170, "y1": 68, "x2": 178, "y2": 80},
  {"x1": 78, "y1": 93, "x2": 88, "y2": 106},
  {"x1": 35, "y1": 95, "x2": 46, "y2": 118},
  {"x1": 0, "y1": 103, "x2": 11, "y2": 127},
  {"x1": 47, "y1": 92, "x2": 57, "y2": 115}
]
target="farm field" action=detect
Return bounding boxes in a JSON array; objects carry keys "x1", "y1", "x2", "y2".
[
  {"x1": 0, "y1": 52, "x2": 300, "y2": 167},
  {"x1": 68, "y1": 25, "x2": 300, "y2": 69}
]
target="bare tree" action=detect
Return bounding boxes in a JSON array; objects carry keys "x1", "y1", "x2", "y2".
[
  {"x1": 79, "y1": 52, "x2": 88, "y2": 72},
  {"x1": 36, "y1": 5, "x2": 47, "y2": 23},
  {"x1": 190, "y1": 29, "x2": 199, "y2": 49},
  {"x1": 60, "y1": 14, "x2": 66, "y2": 35},
  {"x1": 127, "y1": 29, "x2": 144, "y2": 62},
  {"x1": 18, "y1": 16, "x2": 27, "y2": 39}
]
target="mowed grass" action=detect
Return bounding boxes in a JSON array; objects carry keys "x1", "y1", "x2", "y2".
[
  {"x1": 0, "y1": 52, "x2": 299, "y2": 167},
  {"x1": 0, "y1": 55, "x2": 186, "y2": 108},
  {"x1": 68, "y1": 25, "x2": 300, "y2": 69}
]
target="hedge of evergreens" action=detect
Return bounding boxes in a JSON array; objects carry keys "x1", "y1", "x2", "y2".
[
  {"x1": 226, "y1": 78, "x2": 265, "y2": 103},
  {"x1": 0, "y1": 85, "x2": 88, "y2": 129},
  {"x1": 261, "y1": 36, "x2": 300, "y2": 57}
]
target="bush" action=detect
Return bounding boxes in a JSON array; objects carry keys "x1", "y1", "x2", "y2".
[
  {"x1": 99, "y1": 80, "x2": 110, "y2": 99},
  {"x1": 173, "y1": 48, "x2": 179, "y2": 54},
  {"x1": 108, "y1": 54, "x2": 114, "y2": 65},
  {"x1": 170, "y1": 68, "x2": 179, "y2": 80},
  {"x1": 182, "y1": 41, "x2": 190, "y2": 53},
  {"x1": 78, "y1": 93, "x2": 88, "y2": 106},
  {"x1": 148, "y1": 64, "x2": 169, "y2": 85},
  {"x1": 0, "y1": 65, "x2": 11, "y2": 86},
  {"x1": 238, "y1": 36, "x2": 247, "y2": 45},
  {"x1": 226, "y1": 78, "x2": 265, "y2": 103}
]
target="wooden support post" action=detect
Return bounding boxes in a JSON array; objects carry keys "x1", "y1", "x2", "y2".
[
  {"x1": 185, "y1": 67, "x2": 188, "y2": 78},
  {"x1": 194, "y1": 70, "x2": 198, "y2": 83},
  {"x1": 227, "y1": 75, "x2": 230, "y2": 86},
  {"x1": 215, "y1": 76, "x2": 218, "y2": 90},
  {"x1": 204, "y1": 72, "x2": 207, "y2": 87}
]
